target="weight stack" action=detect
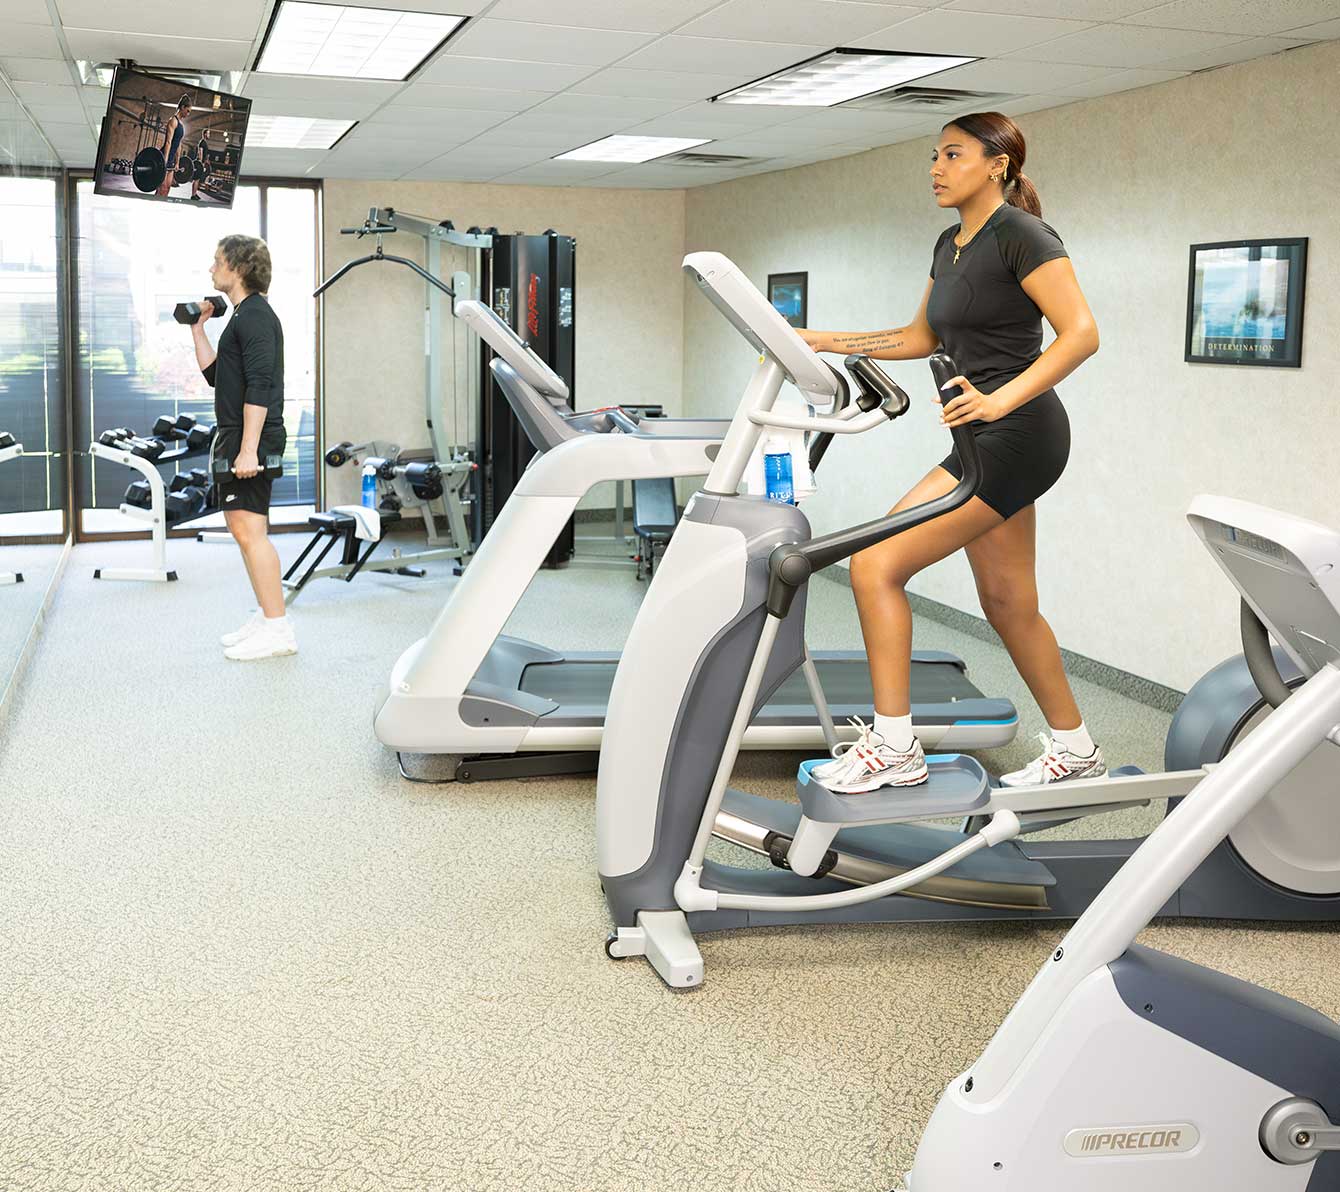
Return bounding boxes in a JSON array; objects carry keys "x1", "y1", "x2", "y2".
[{"x1": 479, "y1": 231, "x2": 576, "y2": 568}]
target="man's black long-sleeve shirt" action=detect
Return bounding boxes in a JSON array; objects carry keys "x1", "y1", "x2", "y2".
[{"x1": 202, "y1": 293, "x2": 286, "y2": 460}]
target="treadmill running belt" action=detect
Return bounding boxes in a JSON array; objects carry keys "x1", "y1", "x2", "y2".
[{"x1": 518, "y1": 655, "x2": 984, "y2": 712}]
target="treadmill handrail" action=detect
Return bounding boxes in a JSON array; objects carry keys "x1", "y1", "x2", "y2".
[{"x1": 765, "y1": 353, "x2": 981, "y2": 617}]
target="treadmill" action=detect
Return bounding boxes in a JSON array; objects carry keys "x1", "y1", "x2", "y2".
[{"x1": 374, "y1": 300, "x2": 1017, "y2": 781}]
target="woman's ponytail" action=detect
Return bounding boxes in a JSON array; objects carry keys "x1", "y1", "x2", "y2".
[{"x1": 1007, "y1": 171, "x2": 1042, "y2": 218}]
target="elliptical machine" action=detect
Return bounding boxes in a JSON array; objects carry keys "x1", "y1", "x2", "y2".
[
  {"x1": 597, "y1": 253, "x2": 1340, "y2": 990},
  {"x1": 906, "y1": 496, "x2": 1340, "y2": 1191}
]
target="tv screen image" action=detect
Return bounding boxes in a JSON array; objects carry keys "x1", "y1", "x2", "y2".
[{"x1": 94, "y1": 67, "x2": 251, "y2": 210}]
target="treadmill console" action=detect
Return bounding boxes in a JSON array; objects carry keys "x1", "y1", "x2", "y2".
[{"x1": 456, "y1": 299, "x2": 570, "y2": 401}]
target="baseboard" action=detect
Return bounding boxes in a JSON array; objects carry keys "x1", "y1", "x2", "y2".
[{"x1": 819, "y1": 568, "x2": 1185, "y2": 714}]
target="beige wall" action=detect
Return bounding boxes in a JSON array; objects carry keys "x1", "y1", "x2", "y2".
[
  {"x1": 321, "y1": 179, "x2": 686, "y2": 508},
  {"x1": 682, "y1": 39, "x2": 1340, "y2": 691}
]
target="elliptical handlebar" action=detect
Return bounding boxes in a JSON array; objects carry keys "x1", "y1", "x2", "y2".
[
  {"x1": 1240, "y1": 599, "x2": 1294, "y2": 709},
  {"x1": 807, "y1": 362, "x2": 852, "y2": 473},
  {"x1": 764, "y1": 351, "x2": 982, "y2": 618}
]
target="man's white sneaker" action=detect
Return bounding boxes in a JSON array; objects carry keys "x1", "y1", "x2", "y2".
[
  {"x1": 220, "y1": 609, "x2": 265, "y2": 647},
  {"x1": 224, "y1": 621, "x2": 297, "y2": 661},
  {"x1": 820, "y1": 736, "x2": 929, "y2": 793},
  {"x1": 998, "y1": 732, "x2": 1107, "y2": 788},
  {"x1": 811, "y1": 716, "x2": 882, "y2": 781}
]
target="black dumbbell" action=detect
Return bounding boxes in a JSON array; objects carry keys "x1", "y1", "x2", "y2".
[
  {"x1": 324, "y1": 441, "x2": 354, "y2": 468},
  {"x1": 153, "y1": 413, "x2": 198, "y2": 440},
  {"x1": 0, "y1": 432, "x2": 15, "y2": 449},
  {"x1": 211, "y1": 454, "x2": 283, "y2": 482},
  {"x1": 165, "y1": 485, "x2": 208, "y2": 524},
  {"x1": 185, "y1": 423, "x2": 216, "y2": 453},
  {"x1": 173, "y1": 296, "x2": 225, "y2": 325},
  {"x1": 168, "y1": 467, "x2": 210, "y2": 492},
  {"x1": 123, "y1": 480, "x2": 153, "y2": 509},
  {"x1": 129, "y1": 436, "x2": 168, "y2": 461},
  {"x1": 97, "y1": 427, "x2": 135, "y2": 447}
]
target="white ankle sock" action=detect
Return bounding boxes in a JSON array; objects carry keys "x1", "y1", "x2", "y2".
[
  {"x1": 1050, "y1": 721, "x2": 1095, "y2": 757},
  {"x1": 265, "y1": 614, "x2": 288, "y2": 628},
  {"x1": 874, "y1": 712, "x2": 915, "y2": 752}
]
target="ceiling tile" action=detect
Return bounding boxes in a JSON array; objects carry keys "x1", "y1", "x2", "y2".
[
  {"x1": 10, "y1": 81, "x2": 80, "y2": 104},
  {"x1": 479, "y1": 125, "x2": 597, "y2": 149},
  {"x1": 316, "y1": 164, "x2": 409, "y2": 179},
  {"x1": 494, "y1": 162, "x2": 624, "y2": 184},
  {"x1": 942, "y1": 0, "x2": 1155, "y2": 16},
  {"x1": 63, "y1": 29, "x2": 254, "y2": 71},
  {"x1": 1120, "y1": 0, "x2": 1340, "y2": 37},
  {"x1": 1285, "y1": 17, "x2": 1340, "y2": 37},
  {"x1": 1147, "y1": 36, "x2": 1311, "y2": 71},
  {"x1": 23, "y1": 103, "x2": 90, "y2": 125},
  {"x1": 56, "y1": 0, "x2": 266, "y2": 41},
  {"x1": 778, "y1": 108, "x2": 929, "y2": 133},
  {"x1": 237, "y1": 147, "x2": 328, "y2": 174},
  {"x1": 421, "y1": 55, "x2": 596, "y2": 91},
  {"x1": 618, "y1": 35, "x2": 823, "y2": 76},
  {"x1": 994, "y1": 93, "x2": 1083, "y2": 116},
  {"x1": 395, "y1": 83, "x2": 552, "y2": 111},
  {"x1": 679, "y1": 0, "x2": 922, "y2": 45},
  {"x1": 445, "y1": 19, "x2": 654, "y2": 67},
  {"x1": 338, "y1": 123, "x2": 457, "y2": 148},
  {"x1": 921, "y1": 57, "x2": 1115, "y2": 93},
  {"x1": 856, "y1": 9, "x2": 1095, "y2": 56},
  {"x1": 364, "y1": 106, "x2": 507, "y2": 136},
  {"x1": 0, "y1": 22, "x2": 63, "y2": 57},
  {"x1": 248, "y1": 97, "x2": 380, "y2": 121},
  {"x1": 569, "y1": 67, "x2": 740, "y2": 99},
  {"x1": 2, "y1": 0, "x2": 52, "y2": 20},
  {"x1": 430, "y1": 144, "x2": 546, "y2": 167},
  {"x1": 0, "y1": 58, "x2": 74, "y2": 84},
  {"x1": 483, "y1": 0, "x2": 722, "y2": 33},
  {"x1": 243, "y1": 75, "x2": 400, "y2": 105},
  {"x1": 502, "y1": 112, "x2": 637, "y2": 136},
  {"x1": 659, "y1": 100, "x2": 812, "y2": 126},
  {"x1": 1048, "y1": 66, "x2": 1188, "y2": 96},
  {"x1": 528, "y1": 92, "x2": 691, "y2": 118},
  {"x1": 1006, "y1": 23, "x2": 1244, "y2": 68},
  {"x1": 397, "y1": 160, "x2": 501, "y2": 180}
]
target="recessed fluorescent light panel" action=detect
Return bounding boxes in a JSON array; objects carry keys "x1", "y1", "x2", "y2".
[
  {"x1": 715, "y1": 48, "x2": 976, "y2": 107},
  {"x1": 555, "y1": 135, "x2": 711, "y2": 164},
  {"x1": 257, "y1": 2, "x2": 466, "y2": 81},
  {"x1": 247, "y1": 115, "x2": 356, "y2": 149}
]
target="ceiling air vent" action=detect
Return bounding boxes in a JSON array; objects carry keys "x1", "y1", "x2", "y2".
[
  {"x1": 662, "y1": 152, "x2": 770, "y2": 168},
  {"x1": 847, "y1": 86, "x2": 1013, "y2": 112}
]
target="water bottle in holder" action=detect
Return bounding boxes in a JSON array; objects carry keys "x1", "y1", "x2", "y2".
[
  {"x1": 763, "y1": 437, "x2": 794, "y2": 505},
  {"x1": 361, "y1": 463, "x2": 377, "y2": 509}
]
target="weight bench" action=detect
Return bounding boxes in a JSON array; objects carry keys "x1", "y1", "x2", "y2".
[
  {"x1": 632, "y1": 476, "x2": 680, "y2": 582},
  {"x1": 282, "y1": 505, "x2": 461, "y2": 604}
]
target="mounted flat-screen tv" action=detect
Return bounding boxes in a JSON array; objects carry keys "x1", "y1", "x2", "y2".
[{"x1": 94, "y1": 66, "x2": 251, "y2": 209}]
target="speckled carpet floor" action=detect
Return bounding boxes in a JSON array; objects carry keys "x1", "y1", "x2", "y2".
[{"x1": 1, "y1": 527, "x2": 1335, "y2": 1191}]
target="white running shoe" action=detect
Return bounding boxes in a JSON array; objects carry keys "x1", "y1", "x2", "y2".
[
  {"x1": 811, "y1": 716, "x2": 882, "y2": 781},
  {"x1": 820, "y1": 735, "x2": 929, "y2": 793},
  {"x1": 220, "y1": 609, "x2": 265, "y2": 647},
  {"x1": 998, "y1": 732, "x2": 1107, "y2": 788},
  {"x1": 224, "y1": 620, "x2": 297, "y2": 662}
]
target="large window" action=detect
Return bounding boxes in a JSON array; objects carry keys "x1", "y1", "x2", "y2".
[
  {"x1": 0, "y1": 175, "x2": 66, "y2": 540},
  {"x1": 73, "y1": 178, "x2": 319, "y2": 534}
]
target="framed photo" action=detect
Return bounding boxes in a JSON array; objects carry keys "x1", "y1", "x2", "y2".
[
  {"x1": 768, "y1": 271, "x2": 808, "y2": 329},
  {"x1": 1185, "y1": 238, "x2": 1307, "y2": 367}
]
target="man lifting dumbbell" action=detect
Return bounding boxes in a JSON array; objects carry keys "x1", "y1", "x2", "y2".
[
  {"x1": 189, "y1": 234, "x2": 297, "y2": 661},
  {"x1": 156, "y1": 95, "x2": 193, "y2": 199}
]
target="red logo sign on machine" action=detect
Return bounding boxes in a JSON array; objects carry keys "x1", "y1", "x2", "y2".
[{"x1": 527, "y1": 273, "x2": 540, "y2": 338}]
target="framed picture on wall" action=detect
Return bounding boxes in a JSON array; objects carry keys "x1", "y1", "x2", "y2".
[
  {"x1": 768, "y1": 272, "x2": 808, "y2": 328},
  {"x1": 1185, "y1": 238, "x2": 1307, "y2": 367}
]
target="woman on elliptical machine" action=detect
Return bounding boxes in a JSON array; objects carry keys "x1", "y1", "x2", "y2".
[{"x1": 799, "y1": 111, "x2": 1102, "y2": 794}]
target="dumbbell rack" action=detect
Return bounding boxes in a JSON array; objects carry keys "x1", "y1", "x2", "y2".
[
  {"x1": 0, "y1": 435, "x2": 24, "y2": 585},
  {"x1": 89, "y1": 439, "x2": 181, "y2": 582}
]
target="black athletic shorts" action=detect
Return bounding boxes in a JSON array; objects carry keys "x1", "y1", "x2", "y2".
[
  {"x1": 939, "y1": 389, "x2": 1070, "y2": 520},
  {"x1": 216, "y1": 471, "x2": 273, "y2": 516}
]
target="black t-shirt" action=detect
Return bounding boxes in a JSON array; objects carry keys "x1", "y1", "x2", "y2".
[
  {"x1": 926, "y1": 203, "x2": 1068, "y2": 393},
  {"x1": 202, "y1": 292, "x2": 286, "y2": 459}
]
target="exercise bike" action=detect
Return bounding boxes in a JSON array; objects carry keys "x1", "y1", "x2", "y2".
[
  {"x1": 598, "y1": 252, "x2": 1340, "y2": 989},
  {"x1": 906, "y1": 495, "x2": 1340, "y2": 1190}
]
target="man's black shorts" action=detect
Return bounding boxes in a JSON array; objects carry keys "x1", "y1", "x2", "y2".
[{"x1": 216, "y1": 472, "x2": 273, "y2": 516}]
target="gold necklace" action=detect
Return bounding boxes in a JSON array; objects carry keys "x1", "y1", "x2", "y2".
[{"x1": 953, "y1": 203, "x2": 1003, "y2": 264}]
